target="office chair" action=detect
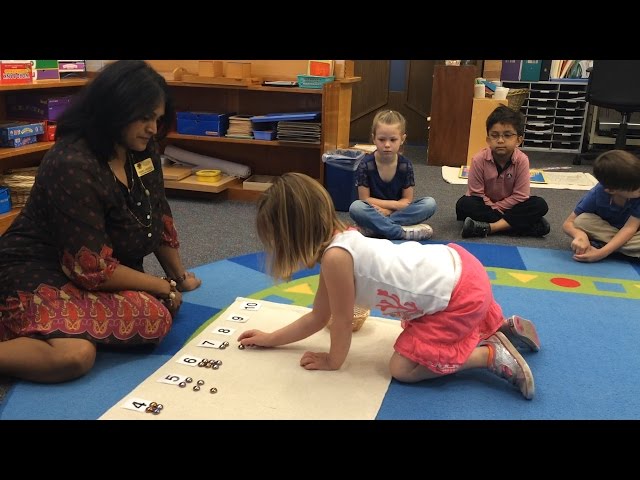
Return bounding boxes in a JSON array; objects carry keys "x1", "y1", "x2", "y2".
[{"x1": 574, "y1": 60, "x2": 640, "y2": 164}]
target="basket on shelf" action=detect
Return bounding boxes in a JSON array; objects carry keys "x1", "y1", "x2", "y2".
[
  {"x1": 1, "y1": 167, "x2": 38, "y2": 208},
  {"x1": 506, "y1": 88, "x2": 529, "y2": 112},
  {"x1": 326, "y1": 305, "x2": 370, "y2": 332},
  {"x1": 297, "y1": 75, "x2": 335, "y2": 89}
]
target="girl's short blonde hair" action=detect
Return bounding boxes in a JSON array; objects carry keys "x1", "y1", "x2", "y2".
[{"x1": 256, "y1": 172, "x2": 346, "y2": 281}]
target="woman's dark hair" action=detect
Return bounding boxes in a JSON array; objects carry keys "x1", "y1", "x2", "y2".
[
  {"x1": 486, "y1": 105, "x2": 524, "y2": 136},
  {"x1": 55, "y1": 60, "x2": 174, "y2": 164}
]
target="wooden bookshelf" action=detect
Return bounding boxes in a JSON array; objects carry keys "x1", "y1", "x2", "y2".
[
  {"x1": 0, "y1": 207, "x2": 20, "y2": 235},
  {"x1": 161, "y1": 69, "x2": 357, "y2": 200},
  {"x1": 0, "y1": 141, "x2": 54, "y2": 160},
  {"x1": 0, "y1": 78, "x2": 88, "y2": 92},
  {"x1": 0, "y1": 79, "x2": 88, "y2": 234}
]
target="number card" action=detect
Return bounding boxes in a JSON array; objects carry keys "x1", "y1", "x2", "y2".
[
  {"x1": 197, "y1": 339, "x2": 225, "y2": 349},
  {"x1": 176, "y1": 354, "x2": 202, "y2": 366},
  {"x1": 157, "y1": 373, "x2": 188, "y2": 385},
  {"x1": 240, "y1": 300, "x2": 262, "y2": 311},
  {"x1": 227, "y1": 314, "x2": 249, "y2": 323},
  {"x1": 122, "y1": 397, "x2": 153, "y2": 413},
  {"x1": 211, "y1": 326, "x2": 236, "y2": 336}
]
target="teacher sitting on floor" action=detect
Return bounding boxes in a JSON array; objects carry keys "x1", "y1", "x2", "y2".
[{"x1": 0, "y1": 60, "x2": 201, "y2": 384}]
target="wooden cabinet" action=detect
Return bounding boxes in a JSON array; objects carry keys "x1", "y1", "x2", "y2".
[
  {"x1": 466, "y1": 97, "x2": 508, "y2": 165},
  {"x1": 427, "y1": 65, "x2": 476, "y2": 166},
  {"x1": 0, "y1": 79, "x2": 88, "y2": 234},
  {"x1": 161, "y1": 78, "x2": 356, "y2": 201}
]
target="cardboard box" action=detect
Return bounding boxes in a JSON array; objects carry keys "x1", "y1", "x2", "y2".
[
  {"x1": 0, "y1": 121, "x2": 45, "y2": 142},
  {"x1": 176, "y1": 111, "x2": 231, "y2": 137},
  {"x1": 0, "y1": 135, "x2": 39, "y2": 148},
  {"x1": 482, "y1": 60, "x2": 502, "y2": 81},
  {"x1": 7, "y1": 94, "x2": 72, "y2": 121},
  {"x1": 0, "y1": 62, "x2": 32, "y2": 84},
  {"x1": 58, "y1": 60, "x2": 86, "y2": 79},
  {"x1": 36, "y1": 121, "x2": 57, "y2": 142},
  {"x1": 243, "y1": 175, "x2": 276, "y2": 191}
]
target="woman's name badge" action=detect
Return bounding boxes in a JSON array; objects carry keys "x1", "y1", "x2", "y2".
[{"x1": 134, "y1": 158, "x2": 155, "y2": 177}]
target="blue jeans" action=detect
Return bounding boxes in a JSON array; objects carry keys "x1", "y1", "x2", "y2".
[{"x1": 349, "y1": 197, "x2": 437, "y2": 240}]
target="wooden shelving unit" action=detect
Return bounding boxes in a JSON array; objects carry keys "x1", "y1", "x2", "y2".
[
  {"x1": 0, "y1": 141, "x2": 54, "y2": 160},
  {"x1": 0, "y1": 207, "x2": 20, "y2": 235},
  {"x1": 0, "y1": 79, "x2": 88, "y2": 234},
  {"x1": 0, "y1": 78, "x2": 87, "y2": 92},
  {"x1": 161, "y1": 68, "x2": 357, "y2": 201},
  {"x1": 0, "y1": 63, "x2": 359, "y2": 235}
]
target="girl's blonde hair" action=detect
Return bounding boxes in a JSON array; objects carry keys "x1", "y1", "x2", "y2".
[
  {"x1": 370, "y1": 109, "x2": 407, "y2": 139},
  {"x1": 256, "y1": 172, "x2": 346, "y2": 281}
]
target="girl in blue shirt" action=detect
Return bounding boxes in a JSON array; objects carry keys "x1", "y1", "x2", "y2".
[{"x1": 349, "y1": 110, "x2": 436, "y2": 240}]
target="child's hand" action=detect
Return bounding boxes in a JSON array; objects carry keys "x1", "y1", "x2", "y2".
[
  {"x1": 571, "y1": 237, "x2": 590, "y2": 255},
  {"x1": 237, "y1": 329, "x2": 274, "y2": 347},
  {"x1": 373, "y1": 205, "x2": 392, "y2": 216},
  {"x1": 300, "y1": 351, "x2": 338, "y2": 370},
  {"x1": 573, "y1": 245, "x2": 607, "y2": 263}
]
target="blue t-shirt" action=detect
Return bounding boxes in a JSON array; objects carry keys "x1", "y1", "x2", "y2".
[
  {"x1": 575, "y1": 183, "x2": 640, "y2": 229},
  {"x1": 355, "y1": 154, "x2": 415, "y2": 200}
]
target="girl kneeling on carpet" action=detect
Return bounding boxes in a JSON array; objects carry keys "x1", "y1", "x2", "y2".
[
  {"x1": 238, "y1": 173, "x2": 541, "y2": 400},
  {"x1": 0, "y1": 60, "x2": 201, "y2": 384}
]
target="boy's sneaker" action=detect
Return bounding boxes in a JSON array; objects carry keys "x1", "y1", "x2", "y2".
[
  {"x1": 461, "y1": 217, "x2": 490, "y2": 238},
  {"x1": 529, "y1": 217, "x2": 551, "y2": 237},
  {"x1": 500, "y1": 315, "x2": 541, "y2": 352},
  {"x1": 590, "y1": 239, "x2": 606, "y2": 249},
  {"x1": 481, "y1": 332, "x2": 535, "y2": 400},
  {"x1": 357, "y1": 226, "x2": 377, "y2": 237},
  {"x1": 401, "y1": 223, "x2": 433, "y2": 241}
]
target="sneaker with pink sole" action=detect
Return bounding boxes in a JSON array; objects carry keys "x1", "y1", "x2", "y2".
[
  {"x1": 500, "y1": 315, "x2": 541, "y2": 352},
  {"x1": 482, "y1": 332, "x2": 535, "y2": 400},
  {"x1": 401, "y1": 223, "x2": 433, "y2": 241}
]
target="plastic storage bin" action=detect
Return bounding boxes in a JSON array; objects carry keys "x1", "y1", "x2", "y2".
[
  {"x1": 0, "y1": 186, "x2": 12, "y2": 214},
  {"x1": 297, "y1": 75, "x2": 335, "y2": 89},
  {"x1": 322, "y1": 149, "x2": 366, "y2": 212}
]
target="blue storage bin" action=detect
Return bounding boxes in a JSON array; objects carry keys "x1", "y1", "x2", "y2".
[
  {"x1": 176, "y1": 112, "x2": 232, "y2": 137},
  {"x1": 322, "y1": 149, "x2": 365, "y2": 212},
  {"x1": 0, "y1": 186, "x2": 12, "y2": 214},
  {"x1": 253, "y1": 130, "x2": 276, "y2": 140}
]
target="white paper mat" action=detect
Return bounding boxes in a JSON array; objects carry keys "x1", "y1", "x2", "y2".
[
  {"x1": 441, "y1": 166, "x2": 598, "y2": 190},
  {"x1": 100, "y1": 297, "x2": 401, "y2": 420}
]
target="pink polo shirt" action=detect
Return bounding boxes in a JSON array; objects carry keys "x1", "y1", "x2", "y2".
[{"x1": 466, "y1": 147, "x2": 531, "y2": 213}]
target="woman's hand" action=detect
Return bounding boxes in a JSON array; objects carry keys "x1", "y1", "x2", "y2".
[
  {"x1": 176, "y1": 271, "x2": 202, "y2": 292},
  {"x1": 166, "y1": 290, "x2": 183, "y2": 317},
  {"x1": 237, "y1": 329, "x2": 275, "y2": 347}
]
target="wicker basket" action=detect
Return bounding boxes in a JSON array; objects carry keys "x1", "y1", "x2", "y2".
[
  {"x1": 1, "y1": 167, "x2": 38, "y2": 208},
  {"x1": 506, "y1": 88, "x2": 529, "y2": 112},
  {"x1": 327, "y1": 305, "x2": 370, "y2": 332}
]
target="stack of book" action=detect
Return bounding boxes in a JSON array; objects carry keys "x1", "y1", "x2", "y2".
[
  {"x1": 225, "y1": 115, "x2": 253, "y2": 139},
  {"x1": 277, "y1": 121, "x2": 321, "y2": 144}
]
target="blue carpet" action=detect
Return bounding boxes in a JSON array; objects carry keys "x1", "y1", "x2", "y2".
[{"x1": 1, "y1": 244, "x2": 638, "y2": 419}]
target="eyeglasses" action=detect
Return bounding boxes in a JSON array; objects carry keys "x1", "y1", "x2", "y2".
[{"x1": 488, "y1": 132, "x2": 518, "y2": 140}]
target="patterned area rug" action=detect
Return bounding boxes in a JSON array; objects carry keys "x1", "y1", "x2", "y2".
[{"x1": 1, "y1": 242, "x2": 638, "y2": 419}]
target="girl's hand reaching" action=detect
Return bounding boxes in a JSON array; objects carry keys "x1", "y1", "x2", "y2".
[
  {"x1": 237, "y1": 329, "x2": 275, "y2": 347},
  {"x1": 300, "y1": 351, "x2": 338, "y2": 371}
]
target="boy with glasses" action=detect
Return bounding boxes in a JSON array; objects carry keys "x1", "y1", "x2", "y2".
[{"x1": 456, "y1": 105, "x2": 550, "y2": 238}]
